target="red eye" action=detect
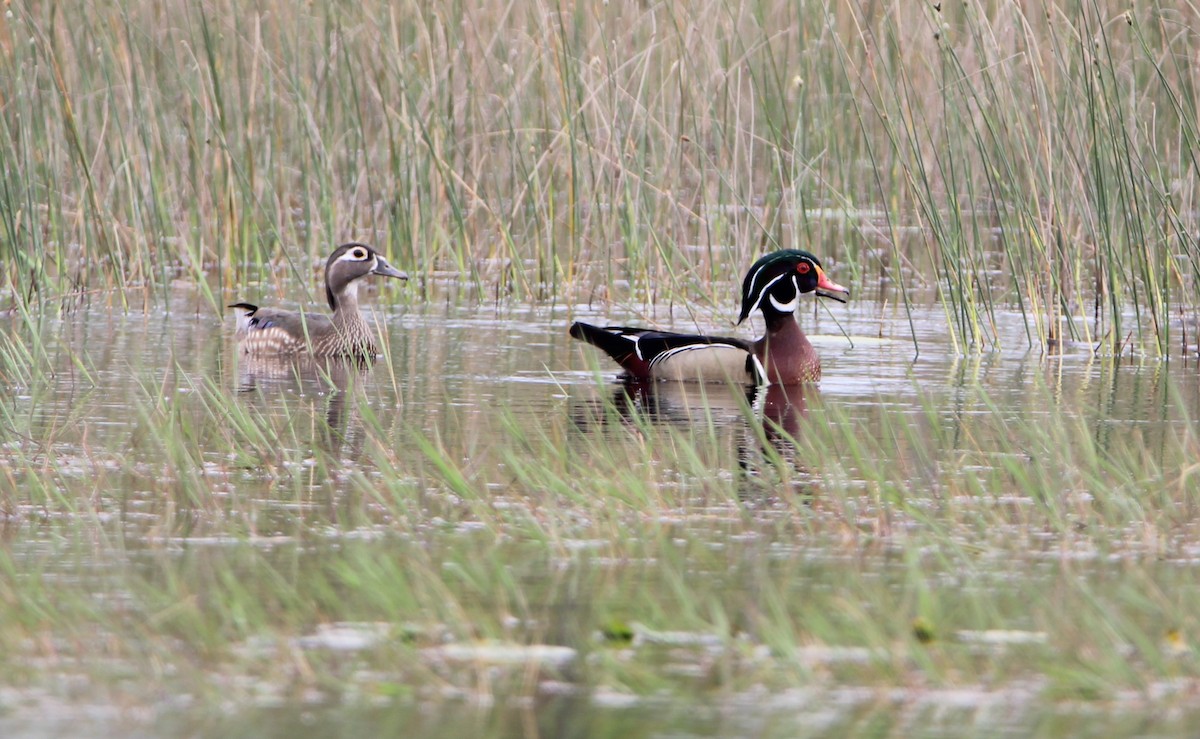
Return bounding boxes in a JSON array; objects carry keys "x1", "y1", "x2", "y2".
[{"x1": 796, "y1": 262, "x2": 811, "y2": 274}]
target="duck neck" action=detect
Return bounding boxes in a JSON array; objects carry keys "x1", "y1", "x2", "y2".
[
  {"x1": 762, "y1": 309, "x2": 802, "y2": 336},
  {"x1": 328, "y1": 281, "x2": 376, "y2": 355},
  {"x1": 330, "y1": 282, "x2": 363, "y2": 326}
]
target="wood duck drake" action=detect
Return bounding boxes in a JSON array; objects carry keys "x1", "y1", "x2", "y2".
[
  {"x1": 229, "y1": 242, "x2": 407, "y2": 358},
  {"x1": 569, "y1": 250, "x2": 848, "y2": 385}
]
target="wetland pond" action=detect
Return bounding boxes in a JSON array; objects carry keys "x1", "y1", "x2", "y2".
[{"x1": 3, "y1": 280, "x2": 1200, "y2": 737}]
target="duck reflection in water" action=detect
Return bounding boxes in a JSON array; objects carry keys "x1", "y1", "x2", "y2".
[
  {"x1": 572, "y1": 379, "x2": 816, "y2": 497},
  {"x1": 232, "y1": 354, "x2": 374, "y2": 455},
  {"x1": 740, "y1": 382, "x2": 813, "y2": 490},
  {"x1": 572, "y1": 379, "x2": 755, "y2": 429}
]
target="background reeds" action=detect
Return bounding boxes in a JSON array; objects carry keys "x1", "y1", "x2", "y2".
[
  {"x1": 2, "y1": 1, "x2": 1200, "y2": 730},
  {"x1": 2, "y1": 1, "x2": 1197, "y2": 353}
]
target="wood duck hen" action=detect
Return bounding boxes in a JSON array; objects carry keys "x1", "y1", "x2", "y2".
[
  {"x1": 570, "y1": 250, "x2": 848, "y2": 385},
  {"x1": 229, "y1": 242, "x2": 407, "y2": 358}
]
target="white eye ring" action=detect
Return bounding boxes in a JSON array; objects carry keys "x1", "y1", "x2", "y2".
[{"x1": 351, "y1": 248, "x2": 367, "y2": 260}]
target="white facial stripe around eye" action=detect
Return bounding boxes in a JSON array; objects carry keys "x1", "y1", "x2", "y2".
[
  {"x1": 746, "y1": 272, "x2": 788, "y2": 316},
  {"x1": 745, "y1": 262, "x2": 771, "y2": 297}
]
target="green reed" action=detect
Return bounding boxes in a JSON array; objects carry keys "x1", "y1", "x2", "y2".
[
  {"x1": 3, "y1": 1, "x2": 1196, "y2": 353},
  {"x1": 1, "y1": 2, "x2": 1200, "y2": 724},
  {"x1": 0, "y1": 5, "x2": 1171, "y2": 343},
  {"x1": 0, "y1": 341, "x2": 1198, "y2": 721}
]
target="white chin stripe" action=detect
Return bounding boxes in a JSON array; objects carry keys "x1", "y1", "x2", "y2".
[
  {"x1": 768, "y1": 292, "x2": 799, "y2": 313},
  {"x1": 765, "y1": 275, "x2": 801, "y2": 314}
]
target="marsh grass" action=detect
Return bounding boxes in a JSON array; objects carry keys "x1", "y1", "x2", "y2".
[
  {"x1": 3, "y1": 0, "x2": 1200, "y2": 732},
  {"x1": 1, "y1": 1, "x2": 1198, "y2": 352},
  {"x1": 0, "y1": 329, "x2": 1198, "y2": 728}
]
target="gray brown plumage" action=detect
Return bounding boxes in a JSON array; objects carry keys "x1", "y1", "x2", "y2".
[{"x1": 229, "y1": 243, "x2": 407, "y2": 358}]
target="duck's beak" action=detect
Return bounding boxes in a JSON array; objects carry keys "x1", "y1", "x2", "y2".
[
  {"x1": 815, "y1": 268, "x2": 849, "y2": 303},
  {"x1": 372, "y1": 256, "x2": 409, "y2": 280}
]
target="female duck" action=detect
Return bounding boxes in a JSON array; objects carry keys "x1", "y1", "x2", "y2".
[{"x1": 229, "y1": 242, "x2": 407, "y2": 358}]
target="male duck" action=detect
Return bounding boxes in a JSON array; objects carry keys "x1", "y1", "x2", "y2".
[
  {"x1": 570, "y1": 249, "x2": 848, "y2": 385},
  {"x1": 229, "y1": 242, "x2": 407, "y2": 358}
]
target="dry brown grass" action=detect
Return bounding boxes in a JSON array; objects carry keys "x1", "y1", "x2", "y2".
[{"x1": 1, "y1": 1, "x2": 1198, "y2": 350}]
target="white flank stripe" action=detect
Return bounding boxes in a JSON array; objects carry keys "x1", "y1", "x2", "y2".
[
  {"x1": 749, "y1": 355, "x2": 768, "y2": 385},
  {"x1": 647, "y1": 344, "x2": 715, "y2": 367},
  {"x1": 647, "y1": 343, "x2": 750, "y2": 382},
  {"x1": 630, "y1": 333, "x2": 644, "y2": 361}
]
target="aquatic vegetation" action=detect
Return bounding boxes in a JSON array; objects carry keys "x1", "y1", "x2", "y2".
[
  {"x1": 0, "y1": 303, "x2": 1197, "y2": 733},
  {"x1": 0, "y1": 0, "x2": 1199, "y2": 734},
  {"x1": 0, "y1": 1, "x2": 1197, "y2": 354}
]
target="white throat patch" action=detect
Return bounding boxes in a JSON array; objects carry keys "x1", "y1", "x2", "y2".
[
  {"x1": 766, "y1": 276, "x2": 800, "y2": 313},
  {"x1": 768, "y1": 293, "x2": 798, "y2": 313}
]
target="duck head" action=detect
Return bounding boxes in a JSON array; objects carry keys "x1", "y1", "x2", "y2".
[
  {"x1": 325, "y1": 242, "x2": 408, "y2": 311},
  {"x1": 737, "y1": 249, "x2": 848, "y2": 324}
]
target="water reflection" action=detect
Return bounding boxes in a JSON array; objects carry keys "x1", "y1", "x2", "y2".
[
  {"x1": 233, "y1": 354, "x2": 374, "y2": 455},
  {"x1": 737, "y1": 383, "x2": 820, "y2": 500},
  {"x1": 571, "y1": 379, "x2": 818, "y2": 496},
  {"x1": 8, "y1": 297, "x2": 1200, "y2": 734},
  {"x1": 571, "y1": 379, "x2": 756, "y2": 431},
  {"x1": 758, "y1": 383, "x2": 811, "y2": 438}
]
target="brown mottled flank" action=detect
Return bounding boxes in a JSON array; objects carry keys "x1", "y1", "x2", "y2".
[
  {"x1": 232, "y1": 311, "x2": 379, "y2": 357},
  {"x1": 229, "y1": 243, "x2": 407, "y2": 359}
]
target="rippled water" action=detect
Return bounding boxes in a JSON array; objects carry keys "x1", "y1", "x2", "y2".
[{"x1": 3, "y1": 283, "x2": 1200, "y2": 736}]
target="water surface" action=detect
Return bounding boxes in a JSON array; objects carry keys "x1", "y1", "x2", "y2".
[{"x1": 2, "y1": 286, "x2": 1199, "y2": 736}]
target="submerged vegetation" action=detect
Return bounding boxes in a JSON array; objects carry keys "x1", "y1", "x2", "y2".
[{"x1": 1, "y1": 0, "x2": 1200, "y2": 734}]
